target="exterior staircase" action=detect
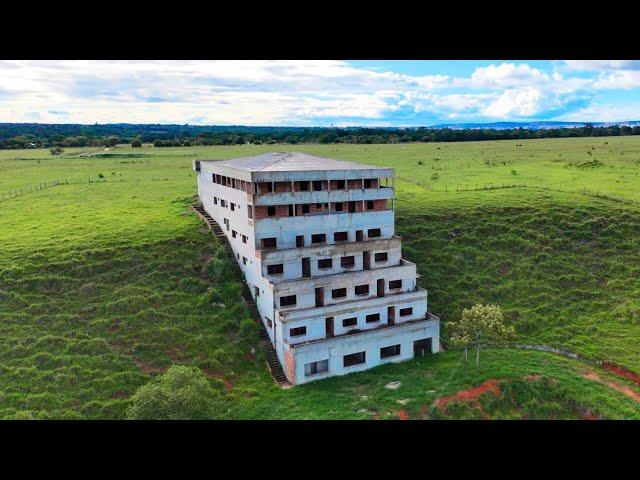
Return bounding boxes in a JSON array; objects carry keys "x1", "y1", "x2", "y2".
[
  {"x1": 192, "y1": 203, "x2": 290, "y2": 387},
  {"x1": 439, "y1": 340, "x2": 447, "y2": 352}
]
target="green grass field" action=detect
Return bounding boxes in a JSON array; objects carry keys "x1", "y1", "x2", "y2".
[{"x1": 2, "y1": 137, "x2": 640, "y2": 419}]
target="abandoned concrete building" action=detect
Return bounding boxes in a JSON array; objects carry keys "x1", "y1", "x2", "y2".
[{"x1": 194, "y1": 152, "x2": 440, "y2": 385}]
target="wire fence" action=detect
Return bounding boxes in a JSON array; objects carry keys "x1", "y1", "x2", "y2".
[
  {"x1": 398, "y1": 177, "x2": 640, "y2": 208},
  {"x1": 0, "y1": 175, "x2": 176, "y2": 202}
]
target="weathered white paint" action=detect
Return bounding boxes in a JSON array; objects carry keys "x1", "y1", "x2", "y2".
[{"x1": 194, "y1": 153, "x2": 440, "y2": 385}]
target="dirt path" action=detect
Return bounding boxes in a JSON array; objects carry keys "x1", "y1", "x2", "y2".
[
  {"x1": 436, "y1": 379, "x2": 501, "y2": 413},
  {"x1": 582, "y1": 371, "x2": 640, "y2": 402}
]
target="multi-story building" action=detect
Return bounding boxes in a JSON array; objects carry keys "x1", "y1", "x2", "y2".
[{"x1": 194, "y1": 152, "x2": 440, "y2": 385}]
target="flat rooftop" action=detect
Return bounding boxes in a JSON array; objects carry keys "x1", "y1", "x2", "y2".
[{"x1": 200, "y1": 152, "x2": 386, "y2": 173}]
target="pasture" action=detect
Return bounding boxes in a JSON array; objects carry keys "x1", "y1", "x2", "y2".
[{"x1": 2, "y1": 137, "x2": 640, "y2": 419}]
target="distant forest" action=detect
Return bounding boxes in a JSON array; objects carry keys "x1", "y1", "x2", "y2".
[{"x1": 2, "y1": 123, "x2": 640, "y2": 149}]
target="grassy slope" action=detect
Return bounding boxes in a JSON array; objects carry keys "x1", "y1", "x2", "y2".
[{"x1": 1, "y1": 138, "x2": 640, "y2": 419}]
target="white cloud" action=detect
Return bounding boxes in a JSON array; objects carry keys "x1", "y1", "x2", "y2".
[
  {"x1": 0, "y1": 60, "x2": 634, "y2": 125},
  {"x1": 563, "y1": 60, "x2": 640, "y2": 72},
  {"x1": 482, "y1": 87, "x2": 542, "y2": 118},
  {"x1": 469, "y1": 63, "x2": 550, "y2": 88}
]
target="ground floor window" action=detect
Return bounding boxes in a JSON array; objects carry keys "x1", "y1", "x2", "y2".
[
  {"x1": 305, "y1": 359, "x2": 329, "y2": 376},
  {"x1": 343, "y1": 351, "x2": 366, "y2": 367},
  {"x1": 399, "y1": 307, "x2": 413, "y2": 317},
  {"x1": 380, "y1": 344, "x2": 401, "y2": 358}
]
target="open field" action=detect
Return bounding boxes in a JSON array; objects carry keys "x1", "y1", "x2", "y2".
[{"x1": 2, "y1": 137, "x2": 640, "y2": 419}]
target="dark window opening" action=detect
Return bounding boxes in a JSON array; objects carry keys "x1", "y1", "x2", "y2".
[
  {"x1": 364, "y1": 179, "x2": 374, "y2": 188},
  {"x1": 342, "y1": 317, "x2": 357, "y2": 327},
  {"x1": 375, "y1": 252, "x2": 388, "y2": 262},
  {"x1": 288, "y1": 204, "x2": 294, "y2": 217},
  {"x1": 311, "y1": 233, "x2": 326, "y2": 244},
  {"x1": 356, "y1": 230, "x2": 363, "y2": 241},
  {"x1": 334, "y1": 231, "x2": 348, "y2": 242},
  {"x1": 343, "y1": 351, "x2": 366, "y2": 367},
  {"x1": 230, "y1": 203, "x2": 235, "y2": 211},
  {"x1": 232, "y1": 230, "x2": 237, "y2": 238},
  {"x1": 266, "y1": 318, "x2": 273, "y2": 328},
  {"x1": 242, "y1": 235, "x2": 247, "y2": 244},
  {"x1": 318, "y1": 258, "x2": 333, "y2": 269},
  {"x1": 315, "y1": 203, "x2": 322, "y2": 209},
  {"x1": 280, "y1": 295, "x2": 297, "y2": 307},
  {"x1": 261, "y1": 237, "x2": 277, "y2": 249},
  {"x1": 305, "y1": 359, "x2": 328, "y2": 376},
  {"x1": 267, "y1": 264, "x2": 284, "y2": 275},
  {"x1": 313, "y1": 181, "x2": 323, "y2": 191},
  {"x1": 267, "y1": 206, "x2": 276, "y2": 217},
  {"x1": 302, "y1": 204, "x2": 310, "y2": 214},
  {"x1": 380, "y1": 344, "x2": 401, "y2": 358},
  {"x1": 290, "y1": 326, "x2": 307, "y2": 337},
  {"x1": 334, "y1": 202, "x2": 344, "y2": 212},
  {"x1": 254, "y1": 286, "x2": 260, "y2": 297},
  {"x1": 366, "y1": 313, "x2": 380, "y2": 323},
  {"x1": 355, "y1": 284, "x2": 369, "y2": 296},
  {"x1": 336, "y1": 180, "x2": 345, "y2": 189},
  {"x1": 341, "y1": 256, "x2": 355, "y2": 268},
  {"x1": 299, "y1": 182, "x2": 310, "y2": 191},
  {"x1": 332, "y1": 288, "x2": 347, "y2": 299},
  {"x1": 400, "y1": 307, "x2": 413, "y2": 317},
  {"x1": 389, "y1": 279, "x2": 402, "y2": 289},
  {"x1": 296, "y1": 235, "x2": 304, "y2": 247},
  {"x1": 368, "y1": 228, "x2": 381, "y2": 238},
  {"x1": 366, "y1": 200, "x2": 374, "y2": 210},
  {"x1": 213, "y1": 197, "x2": 218, "y2": 205},
  {"x1": 247, "y1": 205, "x2": 253, "y2": 219},
  {"x1": 242, "y1": 257, "x2": 247, "y2": 265}
]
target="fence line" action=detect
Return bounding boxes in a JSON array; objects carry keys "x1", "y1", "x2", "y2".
[{"x1": 398, "y1": 177, "x2": 640, "y2": 208}]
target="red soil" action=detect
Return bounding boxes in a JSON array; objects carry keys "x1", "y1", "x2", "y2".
[
  {"x1": 396, "y1": 409, "x2": 409, "y2": 420},
  {"x1": 436, "y1": 379, "x2": 501, "y2": 414},
  {"x1": 601, "y1": 361, "x2": 640, "y2": 387},
  {"x1": 204, "y1": 369, "x2": 234, "y2": 391},
  {"x1": 582, "y1": 371, "x2": 640, "y2": 402}
]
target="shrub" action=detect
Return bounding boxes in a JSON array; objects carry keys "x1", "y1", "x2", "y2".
[
  {"x1": 125, "y1": 365, "x2": 220, "y2": 420},
  {"x1": 131, "y1": 139, "x2": 142, "y2": 148},
  {"x1": 431, "y1": 173, "x2": 440, "y2": 181},
  {"x1": 50, "y1": 146, "x2": 64, "y2": 155}
]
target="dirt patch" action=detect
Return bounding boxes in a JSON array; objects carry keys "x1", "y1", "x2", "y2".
[
  {"x1": 111, "y1": 390, "x2": 127, "y2": 399},
  {"x1": 601, "y1": 361, "x2": 640, "y2": 387},
  {"x1": 372, "y1": 412, "x2": 380, "y2": 420},
  {"x1": 204, "y1": 369, "x2": 234, "y2": 391},
  {"x1": 524, "y1": 374, "x2": 542, "y2": 381},
  {"x1": 436, "y1": 379, "x2": 501, "y2": 413},
  {"x1": 582, "y1": 370, "x2": 640, "y2": 402},
  {"x1": 106, "y1": 320, "x2": 121, "y2": 333},
  {"x1": 396, "y1": 409, "x2": 409, "y2": 420}
]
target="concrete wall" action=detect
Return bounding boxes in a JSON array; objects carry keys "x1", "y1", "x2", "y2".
[{"x1": 286, "y1": 317, "x2": 440, "y2": 384}]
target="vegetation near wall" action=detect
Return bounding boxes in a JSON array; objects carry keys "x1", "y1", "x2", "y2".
[{"x1": 1, "y1": 137, "x2": 640, "y2": 419}]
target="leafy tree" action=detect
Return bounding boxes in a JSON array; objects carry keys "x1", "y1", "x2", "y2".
[
  {"x1": 131, "y1": 139, "x2": 142, "y2": 148},
  {"x1": 125, "y1": 365, "x2": 220, "y2": 420},
  {"x1": 50, "y1": 146, "x2": 64, "y2": 155},
  {"x1": 103, "y1": 136, "x2": 120, "y2": 147},
  {"x1": 446, "y1": 304, "x2": 515, "y2": 366}
]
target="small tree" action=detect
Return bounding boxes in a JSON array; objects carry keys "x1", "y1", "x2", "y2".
[
  {"x1": 50, "y1": 146, "x2": 64, "y2": 155},
  {"x1": 446, "y1": 304, "x2": 515, "y2": 367},
  {"x1": 125, "y1": 365, "x2": 220, "y2": 420},
  {"x1": 131, "y1": 139, "x2": 142, "y2": 148}
]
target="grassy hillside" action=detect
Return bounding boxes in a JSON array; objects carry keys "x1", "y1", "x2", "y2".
[{"x1": 2, "y1": 137, "x2": 640, "y2": 419}]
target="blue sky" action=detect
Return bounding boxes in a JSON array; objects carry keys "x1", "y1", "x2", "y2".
[{"x1": 1, "y1": 60, "x2": 639, "y2": 126}]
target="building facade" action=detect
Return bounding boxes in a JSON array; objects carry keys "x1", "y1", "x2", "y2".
[{"x1": 194, "y1": 152, "x2": 440, "y2": 385}]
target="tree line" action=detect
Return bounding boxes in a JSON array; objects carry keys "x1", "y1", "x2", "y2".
[{"x1": 2, "y1": 123, "x2": 640, "y2": 149}]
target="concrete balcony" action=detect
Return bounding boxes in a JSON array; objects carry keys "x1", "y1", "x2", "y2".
[
  {"x1": 258, "y1": 235, "x2": 402, "y2": 261},
  {"x1": 255, "y1": 209, "x2": 394, "y2": 236},
  {"x1": 288, "y1": 313, "x2": 440, "y2": 350},
  {"x1": 252, "y1": 187, "x2": 394, "y2": 206},
  {"x1": 276, "y1": 286, "x2": 428, "y2": 323}
]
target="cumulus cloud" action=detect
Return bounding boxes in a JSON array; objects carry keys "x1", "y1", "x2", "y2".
[{"x1": 0, "y1": 60, "x2": 636, "y2": 125}]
